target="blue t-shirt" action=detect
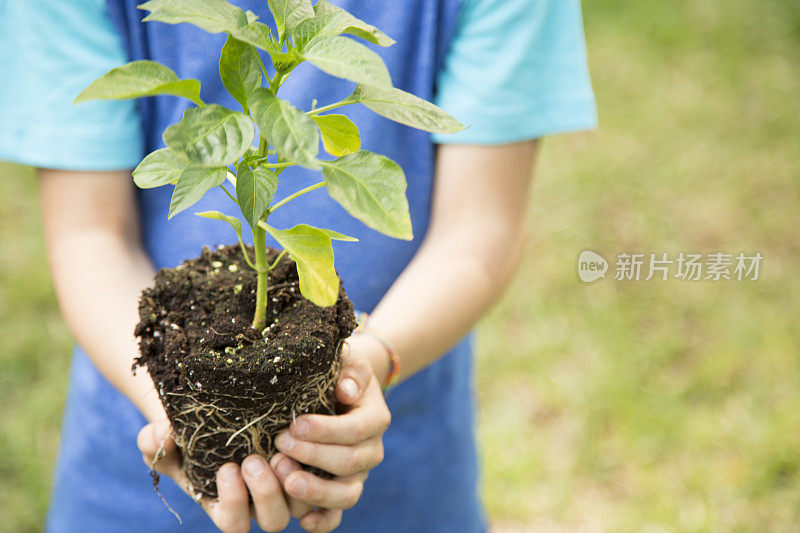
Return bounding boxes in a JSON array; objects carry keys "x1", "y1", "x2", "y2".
[
  {"x1": 0, "y1": 0, "x2": 596, "y2": 167},
  {"x1": 0, "y1": 1, "x2": 596, "y2": 532}
]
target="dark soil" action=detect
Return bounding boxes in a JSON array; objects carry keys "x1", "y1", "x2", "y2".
[{"x1": 134, "y1": 244, "x2": 355, "y2": 499}]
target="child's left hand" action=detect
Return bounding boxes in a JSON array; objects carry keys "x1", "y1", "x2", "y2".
[{"x1": 269, "y1": 337, "x2": 392, "y2": 532}]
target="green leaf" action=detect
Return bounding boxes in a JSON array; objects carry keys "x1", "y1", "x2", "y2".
[
  {"x1": 262, "y1": 223, "x2": 339, "y2": 307},
  {"x1": 132, "y1": 148, "x2": 188, "y2": 189},
  {"x1": 138, "y1": 0, "x2": 248, "y2": 33},
  {"x1": 169, "y1": 166, "x2": 228, "y2": 218},
  {"x1": 321, "y1": 150, "x2": 412, "y2": 240},
  {"x1": 139, "y1": 0, "x2": 283, "y2": 55},
  {"x1": 231, "y1": 20, "x2": 281, "y2": 54},
  {"x1": 300, "y1": 36, "x2": 391, "y2": 87},
  {"x1": 268, "y1": 0, "x2": 314, "y2": 38},
  {"x1": 346, "y1": 83, "x2": 464, "y2": 134},
  {"x1": 318, "y1": 228, "x2": 358, "y2": 242},
  {"x1": 196, "y1": 210, "x2": 243, "y2": 236},
  {"x1": 75, "y1": 60, "x2": 203, "y2": 105},
  {"x1": 311, "y1": 114, "x2": 360, "y2": 157},
  {"x1": 293, "y1": 0, "x2": 394, "y2": 50},
  {"x1": 219, "y1": 35, "x2": 263, "y2": 111},
  {"x1": 249, "y1": 88, "x2": 320, "y2": 169},
  {"x1": 236, "y1": 164, "x2": 278, "y2": 229},
  {"x1": 163, "y1": 104, "x2": 254, "y2": 167}
]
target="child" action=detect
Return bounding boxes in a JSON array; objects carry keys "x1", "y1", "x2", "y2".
[{"x1": 0, "y1": 0, "x2": 596, "y2": 531}]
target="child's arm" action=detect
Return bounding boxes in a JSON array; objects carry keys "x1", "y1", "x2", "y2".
[
  {"x1": 38, "y1": 168, "x2": 163, "y2": 421},
  {"x1": 357, "y1": 140, "x2": 540, "y2": 382},
  {"x1": 258, "y1": 140, "x2": 538, "y2": 531},
  {"x1": 40, "y1": 168, "x2": 298, "y2": 532}
]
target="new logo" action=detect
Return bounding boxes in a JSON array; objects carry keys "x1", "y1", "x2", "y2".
[{"x1": 578, "y1": 250, "x2": 608, "y2": 282}]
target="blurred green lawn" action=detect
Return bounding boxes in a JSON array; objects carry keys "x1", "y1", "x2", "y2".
[{"x1": 1, "y1": 0, "x2": 799, "y2": 531}]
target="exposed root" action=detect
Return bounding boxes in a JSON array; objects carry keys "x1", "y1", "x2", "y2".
[
  {"x1": 225, "y1": 408, "x2": 275, "y2": 446},
  {"x1": 150, "y1": 428, "x2": 182, "y2": 524},
  {"x1": 165, "y1": 343, "x2": 343, "y2": 498}
]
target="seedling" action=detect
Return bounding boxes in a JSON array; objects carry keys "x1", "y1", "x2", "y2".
[
  {"x1": 74, "y1": 0, "x2": 463, "y2": 501},
  {"x1": 76, "y1": 0, "x2": 462, "y2": 332}
]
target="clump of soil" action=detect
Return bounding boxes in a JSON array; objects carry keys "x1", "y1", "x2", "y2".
[{"x1": 134, "y1": 244, "x2": 355, "y2": 499}]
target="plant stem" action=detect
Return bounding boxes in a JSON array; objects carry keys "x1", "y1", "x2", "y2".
[
  {"x1": 219, "y1": 184, "x2": 238, "y2": 204},
  {"x1": 262, "y1": 162, "x2": 293, "y2": 170},
  {"x1": 255, "y1": 52, "x2": 270, "y2": 84},
  {"x1": 251, "y1": 58, "x2": 296, "y2": 330},
  {"x1": 269, "y1": 69, "x2": 284, "y2": 94},
  {"x1": 267, "y1": 181, "x2": 325, "y2": 214},
  {"x1": 268, "y1": 250, "x2": 287, "y2": 271},
  {"x1": 305, "y1": 99, "x2": 352, "y2": 116},
  {"x1": 252, "y1": 224, "x2": 270, "y2": 331},
  {"x1": 235, "y1": 237, "x2": 258, "y2": 271}
]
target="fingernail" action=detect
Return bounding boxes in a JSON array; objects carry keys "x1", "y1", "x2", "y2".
[
  {"x1": 288, "y1": 474, "x2": 307, "y2": 496},
  {"x1": 340, "y1": 378, "x2": 358, "y2": 400},
  {"x1": 219, "y1": 464, "x2": 238, "y2": 484},
  {"x1": 275, "y1": 431, "x2": 295, "y2": 451},
  {"x1": 271, "y1": 455, "x2": 293, "y2": 479},
  {"x1": 242, "y1": 455, "x2": 265, "y2": 477},
  {"x1": 293, "y1": 419, "x2": 310, "y2": 437}
]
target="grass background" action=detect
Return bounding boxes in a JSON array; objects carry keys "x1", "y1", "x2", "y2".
[{"x1": 1, "y1": 0, "x2": 799, "y2": 530}]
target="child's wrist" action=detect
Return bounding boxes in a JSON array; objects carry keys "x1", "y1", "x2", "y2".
[{"x1": 352, "y1": 311, "x2": 401, "y2": 392}]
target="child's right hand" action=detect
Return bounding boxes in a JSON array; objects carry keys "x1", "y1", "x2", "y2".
[{"x1": 138, "y1": 419, "x2": 291, "y2": 533}]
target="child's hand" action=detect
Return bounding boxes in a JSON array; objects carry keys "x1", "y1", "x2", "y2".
[
  {"x1": 138, "y1": 420, "x2": 291, "y2": 533},
  {"x1": 268, "y1": 338, "x2": 392, "y2": 532},
  {"x1": 137, "y1": 337, "x2": 390, "y2": 533}
]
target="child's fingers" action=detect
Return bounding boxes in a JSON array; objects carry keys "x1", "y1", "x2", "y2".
[
  {"x1": 275, "y1": 434, "x2": 384, "y2": 478},
  {"x1": 137, "y1": 419, "x2": 180, "y2": 478},
  {"x1": 288, "y1": 384, "x2": 390, "y2": 446},
  {"x1": 210, "y1": 464, "x2": 251, "y2": 533},
  {"x1": 240, "y1": 455, "x2": 291, "y2": 532},
  {"x1": 137, "y1": 419, "x2": 209, "y2": 513},
  {"x1": 335, "y1": 341, "x2": 373, "y2": 404},
  {"x1": 270, "y1": 453, "x2": 314, "y2": 518},
  {"x1": 283, "y1": 470, "x2": 366, "y2": 510},
  {"x1": 300, "y1": 507, "x2": 342, "y2": 533}
]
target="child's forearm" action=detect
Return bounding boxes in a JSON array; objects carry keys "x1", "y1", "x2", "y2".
[
  {"x1": 39, "y1": 169, "x2": 164, "y2": 422},
  {"x1": 357, "y1": 141, "x2": 539, "y2": 382}
]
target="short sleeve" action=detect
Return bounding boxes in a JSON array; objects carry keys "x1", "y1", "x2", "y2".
[
  {"x1": 0, "y1": 0, "x2": 143, "y2": 170},
  {"x1": 432, "y1": 0, "x2": 598, "y2": 144}
]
